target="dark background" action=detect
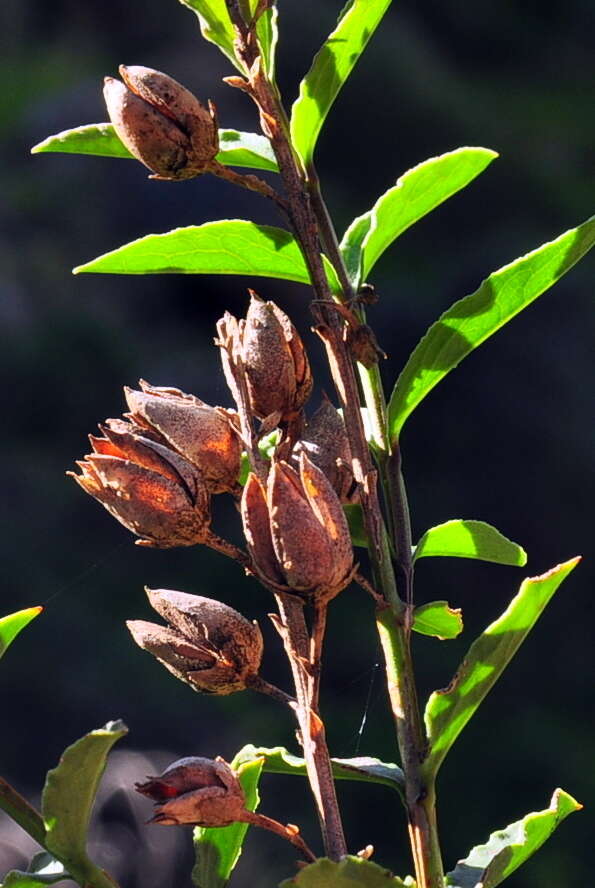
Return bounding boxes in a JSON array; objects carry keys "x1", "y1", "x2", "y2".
[{"x1": 2, "y1": 1, "x2": 593, "y2": 885}]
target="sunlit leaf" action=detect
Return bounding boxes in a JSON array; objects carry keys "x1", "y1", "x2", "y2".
[
  {"x1": 1, "y1": 852, "x2": 70, "y2": 887},
  {"x1": 32, "y1": 125, "x2": 279, "y2": 172},
  {"x1": 412, "y1": 602, "x2": 463, "y2": 640},
  {"x1": 446, "y1": 789, "x2": 581, "y2": 888},
  {"x1": 423, "y1": 559, "x2": 580, "y2": 779},
  {"x1": 290, "y1": 0, "x2": 391, "y2": 168},
  {"x1": 414, "y1": 520, "x2": 526, "y2": 567},
  {"x1": 255, "y1": 3, "x2": 278, "y2": 79},
  {"x1": 233, "y1": 745, "x2": 404, "y2": 795},
  {"x1": 177, "y1": 0, "x2": 239, "y2": 70},
  {"x1": 279, "y1": 855, "x2": 413, "y2": 887},
  {"x1": 73, "y1": 220, "x2": 341, "y2": 293},
  {"x1": 340, "y1": 148, "x2": 497, "y2": 288},
  {"x1": 42, "y1": 720, "x2": 128, "y2": 884},
  {"x1": 388, "y1": 215, "x2": 595, "y2": 441},
  {"x1": 0, "y1": 607, "x2": 42, "y2": 660},
  {"x1": 192, "y1": 755, "x2": 263, "y2": 888}
]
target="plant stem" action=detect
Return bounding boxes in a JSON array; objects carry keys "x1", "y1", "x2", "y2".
[
  {"x1": 305, "y1": 168, "x2": 444, "y2": 887},
  {"x1": 275, "y1": 593, "x2": 347, "y2": 860},
  {"x1": 0, "y1": 776, "x2": 45, "y2": 845}
]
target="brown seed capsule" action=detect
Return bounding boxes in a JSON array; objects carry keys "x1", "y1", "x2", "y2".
[
  {"x1": 241, "y1": 453, "x2": 354, "y2": 600},
  {"x1": 127, "y1": 589, "x2": 263, "y2": 694},
  {"x1": 136, "y1": 756, "x2": 246, "y2": 826},
  {"x1": 295, "y1": 397, "x2": 355, "y2": 503},
  {"x1": 124, "y1": 381, "x2": 241, "y2": 494},
  {"x1": 69, "y1": 426, "x2": 211, "y2": 548},
  {"x1": 219, "y1": 293, "x2": 312, "y2": 424},
  {"x1": 104, "y1": 65, "x2": 219, "y2": 180}
]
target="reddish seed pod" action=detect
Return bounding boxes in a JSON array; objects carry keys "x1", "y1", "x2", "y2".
[
  {"x1": 127, "y1": 589, "x2": 264, "y2": 695},
  {"x1": 136, "y1": 756, "x2": 246, "y2": 826},
  {"x1": 241, "y1": 453, "x2": 354, "y2": 601},
  {"x1": 103, "y1": 65, "x2": 219, "y2": 180}
]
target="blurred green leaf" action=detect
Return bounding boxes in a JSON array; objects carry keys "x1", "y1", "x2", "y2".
[
  {"x1": 234, "y1": 745, "x2": 405, "y2": 795},
  {"x1": 414, "y1": 520, "x2": 526, "y2": 566},
  {"x1": 279, "y1": 856, "x2": 412, "y2": 887},
  {"x1": 344, "y1": 503, "x2": 367, "y2": 548},
  {"x1": 73, "y1": 221, "x2": 341, "y2": 293},
  {"x1": 0, "y1": 607, "x2": 42, "y2": 660},
  {"x1": 290, "y1": 0, "x2": 391, "y2": 169},
  {"x1": 32, "y1": 125, "x2": 279, "y2": 172},
  {"x1": 388, "y1": 215, "x2": 595, "y2": 442},
  {"x1": 1, "y1": 852, "x2": 70, "y2": 887},
  {"x1": 340, "y1": 148, "x2": 497, "y2": 288},
  {"x1": 192, "y1": 755, "x2": 263, "y2": 888},
  {"x1": 423, "y1": 558, "x2": 580, "y2": 778},
  {"x1": 446, "y1": 789, "x2": 581, "y2": 888},
  {"x1": 42, "y1": 720, "x2": 127, "y2": 885},
  {"x1": 412, "y1": 602, "x2": 463, "y2": 640}
]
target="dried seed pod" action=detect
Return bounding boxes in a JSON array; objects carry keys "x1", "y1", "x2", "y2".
[
  {"x1": 295, "y1": 397, "x2": 355, "y2": 502},
  {"x1": 125, "y1": 381, "x2": 241, "y2": 494},
  {"x1": 241, "y1": 453, "x2": 354, "y2": 600},
  {"x1": 104, "y1": 65, "x2": 219, "y2": 180},
  {"x1": 69, "y1": 427, "x2": 210, "y2": 548},
  {"x1": 127, "y1": 589, "x2": 263, "y2": 694},
  {"x1": 136, "y1": 756, "x2": 246, "y2": 826},
  {"x1": 219, "y1": 294, "x2": 312, "y2": 423}
]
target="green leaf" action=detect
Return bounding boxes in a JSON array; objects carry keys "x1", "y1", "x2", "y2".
[
  {"x1": 233, "y1": 745, "x2": 405, "y2": 796},
  {"x1": 344, "y1": 504, "x2": 367, "y2": 548},
  {"x1": 32, "y1": 125, "x2": 279, "y2": 172},
  {"x1": 414, "y1": 520, "x2": 526, "y2": 567},
  {"x1": 279, "y1": 855, "x2": 413, "y2": 888},
  {"x1": 290, "y1": 0, "x2": 391, "y2": 169},
  {"x1": 255, "y1": 3, "x2": 279, "y2": 80},
  {"x1": 412, "y1": 602, "x2": 463, "y2": 640},
  {"x1": 423, "y1": 558, "x2": 580, "y2": 779},
  {"x1": 340, "y1": 148, "x2": 497, "y2": 288},
  {"x1": 42, "y1": 720, "x2": 128, "y2": 883},
  {"x1": 73, "y1": 220, "x2": 341, "y2": 293},
  {"x1": 388, "y1": 215, "x2": 595, "y2": 441},
  {"x1": 0, "y1": 607, "x2": 42, "y2": 660},
  {"x1": 192, "y1": 755, "x2": 263, "y2": 888},
  {"x1": 445, "y1": 789, "x2": 581, "y2": 888},
  {"x1": 2, "y1": 852, "x2": 70, "y2": 887},
  {"x1": 238, "y1": 429, "x2": 280, "y2": 485},
  {"x1": 177, "y1": 0, "x2": 239, "y2": 70}
]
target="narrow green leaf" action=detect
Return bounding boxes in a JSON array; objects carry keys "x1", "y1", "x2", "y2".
[
  {"x1": 340, "y1": 148, "x2": 497, "y2": 288},
  {"x1": 234, "y1": 745, "x2": 405, "y2": 795},
  {"x1": 0, "y1": 607, "x2": 42, "y2": 660},
  {"x1": 446, "y1": 789, "x2": 581, "y2": 888},
  {"x1": 255, "y1": 3, "x2": 278, "y2": 80},
  {"x1": 290, "y1": 0, "x2": 391, "y2": 169},
  {"x1": 42, "y1": 720, "x2": 128, "y2": 882},
  {"x1": 413, "y1": 602, "x2": 463, "y2": 640},
  {"x1": 238, "y1": 429, "x2": 280, "y2": 486},
  {"x1": 414, "y1": 520, "x2": 526, "y2": 567},
  {"x1": 389, "y1": 215, "x2": 595, "y2": 441},
  {"x1": 73, "y1": 220, "x2": 341, "y2": 293},
  {"x1": 2, "y1": 853, "x2": 70, "y2": 887},
  {"x1": 177, "y1": 0, "x2": 239, "y2": 70},
  {"x1": 192, "y1": 755, "x2": 263, "y2": 888},
  {"x1": 279, "y1": 856, "x2": 412, "y2": 888},
  {"x1": 32, "y1": 125, "x2": 279, "y2": 172},
  {"x1": 423, "y1": 558, "x2": 580, "y2": 778}
]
